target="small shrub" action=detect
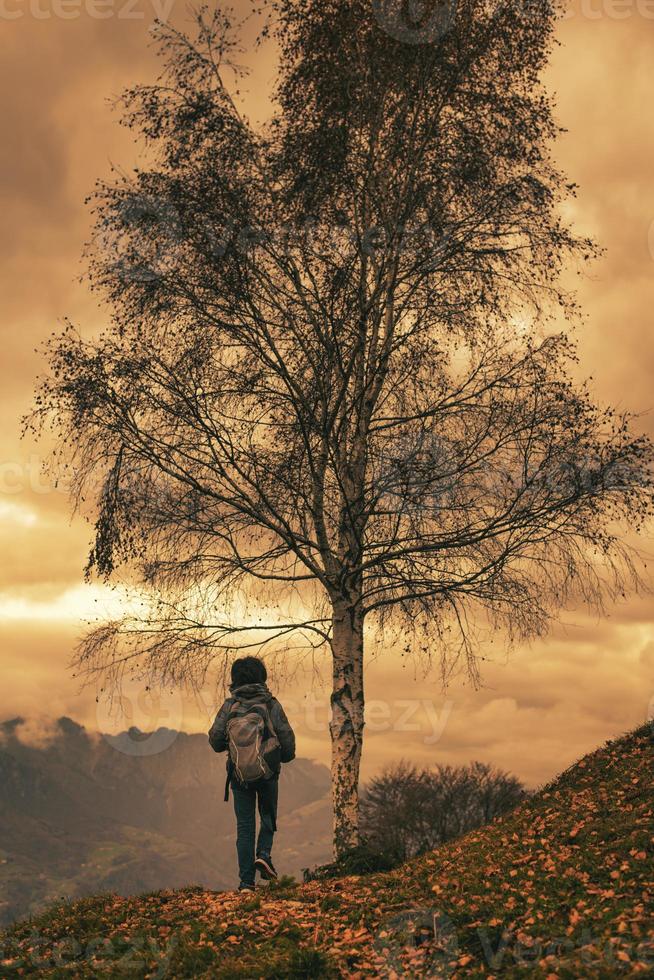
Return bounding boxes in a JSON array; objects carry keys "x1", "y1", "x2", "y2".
[
  {"x1": 319, "y1": 894, "x2": 342, "y2": 912},
  {"x1": 265, "y1": 874, "x2": 298, "y2": 894},
  {"x1": 303, "y1": 844, "x2": 398, "y2": 882},
  {"x1": 271, "y1": 945, "x2": 335, "y2": 978}
]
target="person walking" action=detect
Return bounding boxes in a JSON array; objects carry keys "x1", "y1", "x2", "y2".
[{"x1": 208, "y1": 656, "x2": 296, "y2": 891}]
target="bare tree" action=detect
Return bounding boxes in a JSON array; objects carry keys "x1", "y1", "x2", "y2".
[
  {"x1": 360, "y1": 760, "x2": 527, "y2": 862},
  {"x1": 29, "y1": 0, "x2": 652, "y2": 856}
]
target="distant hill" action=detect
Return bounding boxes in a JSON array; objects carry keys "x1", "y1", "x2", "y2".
[
  {"x1": 1, "y1": 724, "x2": 651, "y2": 978},
  {"x1": 0, "y1": 717, "x2": 332, "y2": 928}
]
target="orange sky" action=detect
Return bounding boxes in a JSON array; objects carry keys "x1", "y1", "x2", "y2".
[{"x1": 1, "y1": 2, "x2": 653, "y2": 787}]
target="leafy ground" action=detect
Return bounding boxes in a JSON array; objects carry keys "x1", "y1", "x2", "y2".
[{"x1": 1, "y1": 724, "x2": 652, "y2": 978}]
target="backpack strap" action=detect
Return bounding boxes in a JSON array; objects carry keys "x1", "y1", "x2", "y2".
[{"x1": 223, "y1": 699, "x2": 239, "y2": 803}]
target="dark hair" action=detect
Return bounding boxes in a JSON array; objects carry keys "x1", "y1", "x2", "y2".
[{"x1": 231, "y1": 656, "x2": 267, "y2": 687}]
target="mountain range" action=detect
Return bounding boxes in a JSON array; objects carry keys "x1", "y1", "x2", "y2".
[{"x1": 0, "y1": 716, "x2": 332, "y2": 928}]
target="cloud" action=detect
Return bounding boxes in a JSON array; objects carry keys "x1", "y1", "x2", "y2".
[
  {"x1": 6, "y1": 715, "x2": 63, "y2": 749},
  {"x1": 547, "y1": 9, "x2": 654, "y2": 424},
  {"x1": 0, "y1": 500, "x2": 38, "y2": 528},
  {"x1": 0, "y1": 582, "x2": 133, "y2": 621}
]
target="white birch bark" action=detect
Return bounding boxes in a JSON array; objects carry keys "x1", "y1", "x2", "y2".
[{"x1": 329, "y1": 601, "x2": 365, "y2": 858}]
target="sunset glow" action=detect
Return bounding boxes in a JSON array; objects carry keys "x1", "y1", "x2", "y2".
[{"x1": 1, "y1": 0, "x2": 653, "y2": 789}]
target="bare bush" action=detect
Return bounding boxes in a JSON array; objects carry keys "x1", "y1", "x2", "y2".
[{"x1": 361, "y1": 761, "x2": 527, "y2": 861}]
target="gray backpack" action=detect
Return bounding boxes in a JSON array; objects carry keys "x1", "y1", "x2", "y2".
[{"x1": 226, "y1": 700, "x2": 281, "y2": 785}]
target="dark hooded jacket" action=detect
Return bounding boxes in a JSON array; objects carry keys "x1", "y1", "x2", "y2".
[{"x1": 208, "y1": 682, "x2": 296, "y2": 770}]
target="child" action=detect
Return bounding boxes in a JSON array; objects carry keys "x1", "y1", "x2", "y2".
[{"x1": 208, "y1": 656, "x2": 296, "y2": 891}]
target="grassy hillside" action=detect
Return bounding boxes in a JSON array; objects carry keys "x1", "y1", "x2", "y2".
[{"x1": 1, "y1": 724, "x2": 652, "y2": 978}]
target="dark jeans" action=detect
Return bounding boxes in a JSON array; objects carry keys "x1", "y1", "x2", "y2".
[{"x1": 231, "y1": 775, "x2": 279, "y2": 888}]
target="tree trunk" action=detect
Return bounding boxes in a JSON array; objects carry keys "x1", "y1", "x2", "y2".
[{"x1": 329, "y1": 600, "x2": 365, "y2": 859}]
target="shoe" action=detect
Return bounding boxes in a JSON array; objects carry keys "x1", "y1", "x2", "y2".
[
  {"x1": 238, "y1": 884, "x2": 255, "y2": 892},
  {"x1": 255, "y1": 855, "x2": 278, "y2": 880}
]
